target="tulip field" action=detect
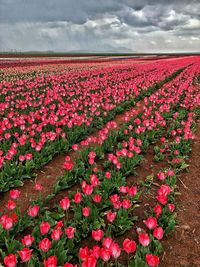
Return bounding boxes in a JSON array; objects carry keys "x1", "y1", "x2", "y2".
[{"x1": 0, "y1": 56, "x2": 200, "y2": 267}]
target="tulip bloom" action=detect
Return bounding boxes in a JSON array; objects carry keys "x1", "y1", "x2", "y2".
[
  {"x1": 74, "y1": 192, "x2": 82, "y2": 203},
  {"x1": 138, "y1": 233, "x2": 150, "y2": 247},
  {"x1": 34, "y1": 182, "x2": 43, "y2": 191},
  {"x1": 79, "y1": 247, "x2": 89, "y2": 261},
  {"x1": 59, "y1": 197, "x2": 70, "y2": 210},
  {"x1": 153, "y1": 227, "x2": 164, "y2": 240},
  {"x1": 40, "y1": 221, "x2": 50, "y2": 235},
  {"x1": 90, "y1": 246, "x2": 101, "y2": 259},
  {"x1": 82, "y1": 207, "x2": 90, "y2": 217},
  {"x1": 92, "y1": 229, "x2": 104, "y2": 241},
  {"x1": 157, "y1": 172, "x2": 166, "y2": 181},
  {"x1": 44, "y1": 255, "x2": 57, "y2": 267},
  {"x1": 18, "y1": 248, "x2": 32, "y2": 262},
  {"x1": 156, "y1": 195, "x2": 167, "y2": 205},
  {"x1": 92, "y1": 194, "x2": 102, "y2": 203},
  {"x1": 22, "y1": 235, "x2": 34, "y2": 246},
  {"x1": 123, "y1": 239, "x2": 137, "y2": 254},
  {"x1": 0, "y1": 215, "x2": 13, "y2": 230},
  {"x1": 106, "y1": 211, "x2": 117, "y2": 223},
  {"x1": 100, "y1": 248, "x2": 111, "y2": 262},
  {"x1": 168, "y1": 203, "x2": 175, "y2": 212},
  {"x1": 51, "y1": 229, "x2": 62, "y2": 240},
  {"x1": 146, "y1": 254, "x2": 160, "y2": 266},
  {"x1": 153, "y1": 204, "x2": 162, "y2": 218},
  {"x1": 39, "y1": 238, "x2": 52, "y2": 252},
  {"x1": 28, "y1": 205, "x2": 40, "y2": 217},
  {"x1": 110, "y1": 242, "x2": 121, "y2": 259},
  {"x1": 6, "y1": 200, "x2": 16, "y2": 210},
  {"x1": 143, "y1": 216, "x2": 157, "y2": 230},
  {"x1": 102, "y1": 237, "x2": 113, "y2": 249},
  {"x1": 9, "y1": 189, "x2": 21, "y2": 199},
  {"x1": 82, "y1": 256, "x2": 97, "y2": 267},
  {"x1": 65, "y1": 226, "x2": 76, "y2": 239},
  {"x1": 4, "y1": 254, "x2": 17, "y2": 267}
]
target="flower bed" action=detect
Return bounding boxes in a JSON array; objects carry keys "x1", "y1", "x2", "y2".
[{"x1": 0, "y1": 57, "x2": 200, "y2": 266}]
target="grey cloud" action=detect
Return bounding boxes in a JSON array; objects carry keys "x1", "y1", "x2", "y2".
[{"x1": 0, "y1": 0, "x2": 199, "y2": 52}]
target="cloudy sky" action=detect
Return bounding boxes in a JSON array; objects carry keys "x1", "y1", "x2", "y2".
[{"x1": 0, "y1": 0, "x2": 200, "y2": 52}]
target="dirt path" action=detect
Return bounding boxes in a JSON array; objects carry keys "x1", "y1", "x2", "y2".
[{"x1": 161, "y1": 120, "x2": 200, "y2": 267}]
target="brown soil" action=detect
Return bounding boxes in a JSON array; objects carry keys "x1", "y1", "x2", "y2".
[{"x1": 161, "y1": 120, "x2": 200, "y2": 267}]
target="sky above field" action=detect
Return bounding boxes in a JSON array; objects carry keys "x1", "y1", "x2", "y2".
[{"x1": 0, "y1": 0, "x2": 200, "y2": 53}]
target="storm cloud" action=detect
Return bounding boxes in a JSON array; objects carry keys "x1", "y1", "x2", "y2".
[{"x1": 0, "y1": 0, "x2": 199, "y2": 52}]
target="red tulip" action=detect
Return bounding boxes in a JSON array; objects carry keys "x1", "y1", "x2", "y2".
[
  {"x1": 59, "y1": 197, "x2": 70, "y2": 210},
  {"x1": 40, "y1": 221, "x2": 50, "y2": 235},
  {"x1": 4, "y1": 254, "x2": 17, "y2": 267},
  {"x1": 18, "y1": 248, "x2": 32, "y2": 262},
  {"x1": 110, "y1": 194, "x2": 120, "y2": 203},
  {"x1": 11, "y1": 213, "x2": 18, "y2": 223},
  {"x1": 105, "y1": 172, "x2": 111, "y2": 179},
  {"x1": 51, "y1": 229, "x2": 62, "y2": 240},
  {"x1": 106, "y1": 211, "x2": 117, "y2": 223},
  {"x1": 82, "y1": 184, "x2": 93, "y2": 195},
  {"x1": 157, "y1": 172, "x2": 166, "y2": 181},
  {"x1": 0, "y1": 215, "x2": 13, "y2": 230},
  {"x1": 82, "y1": 206, "x2": 90, "y2": 217},
  {"x1": 167, "y1": 169, "x2": 174, "y2": 177},
  {"x1": 168, "y1": 203, "x2": 175, "y2": 212},
  {"x1": 153, "y1": 227, "x2": 164, "y2": 240},
  {"x1": 92, "y1": 194, "x2": 102, "y2": 203},
  {"x1": 44, "y1": 255, "x2": 57, "y2": 267},
  {"x1": 102, "y1": 237, "x2": 113, "y2": 249},
  {"x1": 146, "y1": 254, "x2": 160, "y2": 266},
  {"x1": 128, "y1": 186, "x2": 137, "y2": 197},
  {"x1": 6, "y1": 200, "x2": 16, "y2": 210},
  {"x1": 158, "y1": 184, "x2": 171, "y2": 196},
  {"x1": 34, "y1": 182, "x2": 43, "y2": 191},
  {"x1": 100, "y1": 248, "x2": 111, "y2": 262},
  {"x1": 65, "y1": 226, "x2": 76, "y2": 239},
  {"x1": 92, "y1": 229, "x2": 104, "y2": 241},
  {"x1": 143, "y1": 217, "x2": 157, "y2": 230},
  {"x1": 153, "y1": 204, "x2": 162, "y2": 218},
  {"x1": 123, "y1": 239, "x2": 137, "y2": 254},
  {"x1": 9, "y1": 189, "x2": 21, "y2": 199},
  {"x1": 90, "y1": 174, "x2": 100, "y2": 187},
  {"x1": 28, "y1": 205, "x2": 40, "y2": 217},
  {"x1": 156, "y1": 195, "x2": 167, "y2": 205},
  {"x1": 55, "y1": 220, "x2": 64, "y2": 229},
  {"x1": 22, "y1": 235, "x2": 34, "y2": 246},
  {"x1": 63, "y1": 161, "x2": 74, "y2": 170},
  {"x1": 72, "y1": 144, "x2": 79, "y2": 151},
  {"x1": 110, "y1": 242, "x2": 121, "y2": 259},
  {"x1": 90, "y1": 245, "x2": 101, "y2": 259},
  {"x1": 82, "y1": 255, "x2": 97, "y2": 267},
  {"x1": 138, "y1": 233, "x2": 150, "y2": 247},
  {"x1": 119, "y1": 186, "x2": 129, "y2": 193},
  {"x1": 79, "y1": 247, "x2": 89, "y2": 261},
  {"x1": 122, "y1": 199, "x2": 132, "y2": 209},
  {"x1": 39, "y1": 238, "x2": 52, "y2": 252},
  {"x1": 74, "y1": 192, "x2": 82, "y2": 203}
]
